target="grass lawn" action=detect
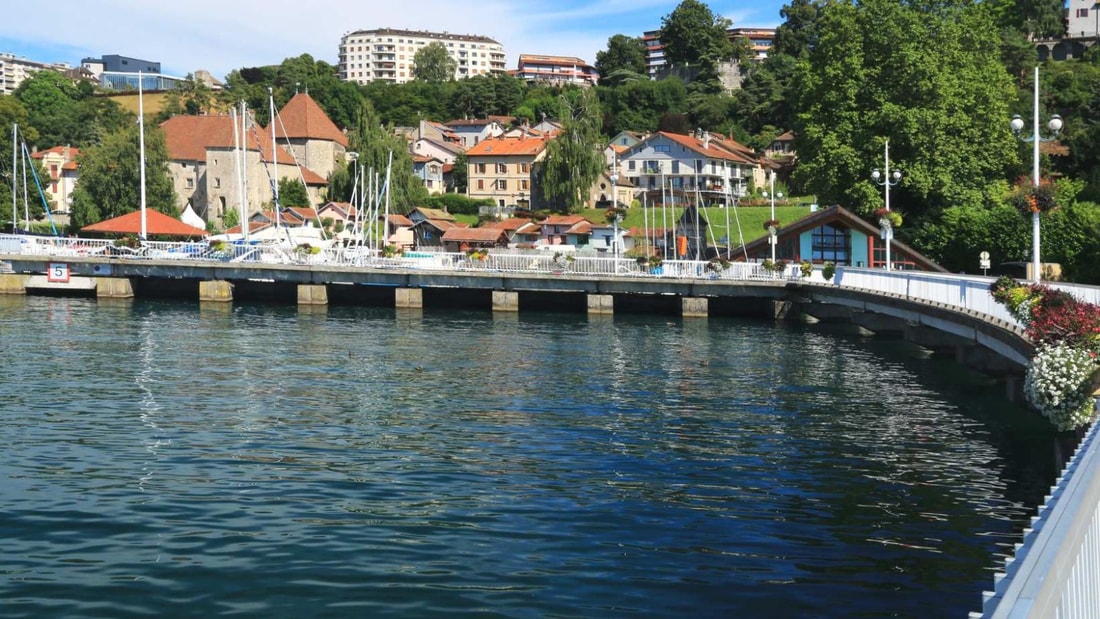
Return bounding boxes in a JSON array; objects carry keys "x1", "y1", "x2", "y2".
[{"x1": 578, "y1": 205, "x2": 813, "y2": 245}]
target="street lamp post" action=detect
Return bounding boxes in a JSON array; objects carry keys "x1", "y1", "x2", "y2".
[
  {"x1": 871, "y1": 140, "x2": 902, "y2": 271},
  {"x1": 1010, "y1": 66, "x2": 1063, "y2": 283},
  {"x1": 763, "y1": 171, "x2": 783, "y2": 262}
]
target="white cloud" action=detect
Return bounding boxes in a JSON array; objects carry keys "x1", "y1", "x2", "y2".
[{"x1": 1, "y1": 0, "x2": 785, "y2": 79}]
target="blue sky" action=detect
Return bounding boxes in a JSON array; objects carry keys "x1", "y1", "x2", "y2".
[{"x1": 0, "y1": 0, "x2": 786, "y2": 81}]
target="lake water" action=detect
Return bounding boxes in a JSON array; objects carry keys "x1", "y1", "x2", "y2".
[{"x1": 0, "y1": 295, "x2": 1062, "y2": 618}]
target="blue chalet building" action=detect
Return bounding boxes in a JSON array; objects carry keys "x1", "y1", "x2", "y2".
[{"x1": 735, "y1": 205, "x2": 946, "y2": 271}]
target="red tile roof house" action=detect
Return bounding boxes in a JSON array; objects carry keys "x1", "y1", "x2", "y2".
[
  {"x1": 538, "y1": 214, "x2": 590, "y2": 247},
  {"x1": 441, "y1": 226, "x2": 509, "y2": 252},
  {"x1": 30, "y1": 145, "x2": 82, "y2": 219},
  {"x1": 160, "y1": 92, "x2": 343, "y2": 231}
]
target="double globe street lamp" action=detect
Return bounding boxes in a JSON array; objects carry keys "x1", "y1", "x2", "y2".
[
  {"x1": 1010, "y1": 66, "x2": 1063, "y2": 283},
  {"x1": 762, "y1": 171, "x2": 783, "y2": 262},
  {"x1": 871, "y1": 140, "x2": 901, "y2": 271}
]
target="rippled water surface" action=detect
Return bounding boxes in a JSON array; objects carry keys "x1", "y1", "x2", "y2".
[{"x1": 0, "y1": 295, "x2": 1061, "y2": 618}]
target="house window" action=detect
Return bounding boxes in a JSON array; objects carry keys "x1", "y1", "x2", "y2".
[
  {"x1": 520, "y1": 163, "x2": 529, "y2": 173},
  {"x1": 811, "y1": 223, "x2": 850, "y2": 264},
  {"x1": 477, "y1": 179, "x2": 484, "y2": 189},
  {"x1": 477, "y1": 163, "x2": 486, "y2": 174},
  {"x1": 654, "y1": 144, "x2": 670, "y2": 153},
  {"x1": 186, "y1": 178, "x2": 194, "y2": 189},
  {"x1": 496, "y1": 163, "x2": 506, "y2": 174},
  {"x1": 696, "y1": 160, "x2": 704, "y2": 173},
  {"x1": 214, "y1": 178, "x2": 221, "y2": 189},
  {"x1": 628, "y1": 160, "x2": 636, "y2": 171},
  {"x1": 497, "y1": 179, "x2": 507, "y2": 190},
  {"x1": 521, "y1": 180, "x2": 529, "y2": 191}
]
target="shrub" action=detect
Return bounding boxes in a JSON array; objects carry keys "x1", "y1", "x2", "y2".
[
  {"x1": 1024, "y1": 343, "x2": 1097, "y2": 431},
  {"x1": 822, "y1": 261, "x2": 836, "y2": 281},
  {"x1": 800, "y1": 260, "x2": 813, "y2": 278}
]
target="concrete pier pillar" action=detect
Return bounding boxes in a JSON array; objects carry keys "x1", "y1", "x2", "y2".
[
  {"x1": 395, "y1": 287, "x2": 423, "y2": 309},
  {"x1": 0, "y1": 273, "x2": 28, "y2": 294},
  {"x1": 96, "y1": 277, "x2": 134, "y2": 299},
  {"x1": 587, "y1": 293, "x2": 613, "y2": 315},
  {"x1": 492, "y1": 290, "x2": 519, "y2": 313},
  {"x1": 297, "y1": 284, "x2": 329, "y2": 306},
  {"x1": 199, "y1": 280, "x2": 233, "y2": 303},
  {"x1": 681, "y1": 296, "x2": 708, "y2": 318}
]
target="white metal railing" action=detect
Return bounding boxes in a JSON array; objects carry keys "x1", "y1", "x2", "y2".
[{"x1": 973, "y1": 419, "x2": 1100, "y2": 619}]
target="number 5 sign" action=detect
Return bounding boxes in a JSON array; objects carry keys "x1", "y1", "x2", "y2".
[{"x1": 47, "y1": 262, "x2": 70, "y2": 283}]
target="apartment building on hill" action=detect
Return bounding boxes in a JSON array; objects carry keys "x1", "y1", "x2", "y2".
[{"x1": 338, "y1": 28, "x2": 506, "y2": 84}]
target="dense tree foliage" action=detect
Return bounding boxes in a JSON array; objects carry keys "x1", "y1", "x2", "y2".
[
  {"x1": 412, "y1": 42, "x2": 458, "y2": 83},
  {"x1": 344, "y1": 100, "x2": 429, "y2": 213},
  {"x1": 658, "y1": 0, "x2": 734, "y2": 71},
  {"x1": 69, "y1": 121, "x2": 177, "y2": 231},
  {"x1": 793, "y1": 0, "x2": 1018, "y2": 223},
  {"x1": 539, "y1": 89, "x2": 607, "y2": 212},
  {"x1": 276, "y1": 177, "x2": 310, "y2": 208},
  {"x1": 595, "y1": 35, "x2": 648, "y2": 86}
]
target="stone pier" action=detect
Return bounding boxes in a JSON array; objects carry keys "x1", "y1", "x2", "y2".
[
  {"x1": 395, "y1": 287, "x2": 423, "y2": 309},
  {"x1": 0, "y1": 273, "x2": 27, "y2": 294},
  {"x1": 96, "y1": 277, "x2": 134, "y2": 299},
  {"x1": 681, "y1": 297, "x2": 708, "y2": 318},
  {"x1": 297, "y1": 284, "x2": 329, "y2": 305},
  {"x1": 199, "y1": 280, "x2": 233, "y2": 303},
  {"x1": 587, "y1": 294, "x2": 614, "y2": 315},
  {"x1": 492, "y1": 290, "x2": 519, "y2": 312}
]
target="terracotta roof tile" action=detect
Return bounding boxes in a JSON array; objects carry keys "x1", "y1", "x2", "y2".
[
  {"x1": 276, "y1": 92, "x2": 349, "y2": 147},
  {"x1": 441, "y1": 227, "x2": 508, "y2": 243},
  {"x1": 465, "y1": 135, "x2": 548, "y2": 157},
  {"x1": 81, "y1": 209, "x2": 209, "y2": 237}
]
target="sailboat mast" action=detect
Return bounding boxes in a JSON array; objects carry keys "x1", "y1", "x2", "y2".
[
  {"x1": 11, "y1": 124, "x2": 17, "y2": 232},
  {"x1": 241, "y1": 101, "x2": 250, "y2": 242},
  {"x1": 139, "y1": 71, "x2": 147, "y2": 239},
  {"x1": 21, "y1": 139, "x2": 29, "y2": 228},
  {"x1": 383, "y1": 151, "x2": 392, "y2": 252},
  {"x1": 269, "y1": 88, "x2": 280, "y2": 233}
]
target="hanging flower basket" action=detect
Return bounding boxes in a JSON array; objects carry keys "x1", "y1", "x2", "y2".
[
  {"x1": 553, "y1": 252, "x2": 575, "y2": 268},
  {"x1": 763, "y1": 219, "x2": 781, "y2": 234},
  {"x1": 466, "y1": 248, "x2": 489, "y2": 261},
  {"x1": 605, "y1": 207, "x2": 627, "y2": 224},
  {"x1": 1011, "y1": 177, "x2": 1058, "y2": 216},
  {"x1": 874, "y1": 208, "x2": 902, "y2": 229}
]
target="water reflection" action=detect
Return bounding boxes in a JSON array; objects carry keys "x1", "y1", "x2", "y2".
[{"x1": 0, "y1": 297, "x2": 1059, "y2": 618}]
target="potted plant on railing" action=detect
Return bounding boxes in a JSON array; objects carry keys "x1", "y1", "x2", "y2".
[
  {"x1": 761, "y1": 259, "x2": 788, "y2": 277},
  {"x1": 381, "y1": 244, "x2": 402, "y2": 258},
  {"x1": 799, "y1": 260, "x2": 813, "y2": 278},
  {"x1": 553, "y1": 251, "x2": 575, "y2": 270},
  {"x1": 466, "y1": 248, "x2": 489, "y2": 263},
  {"x1": 706, "y1": 257, "x2": 731, "y2": 276},
  {"x1": 604, "y1": 207, "x2": 627, "y2": 224},
  {"x1": 822, "y1": 261, "x2": 836, "y2": 282}
]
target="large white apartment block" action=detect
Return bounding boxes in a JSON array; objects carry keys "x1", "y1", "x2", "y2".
[
  {"x1": 338, "y1": 28, "x2": 506, "y2": 84},
  {"x1": 0, "y1": 53, "x2": 71, "y2": 95}
]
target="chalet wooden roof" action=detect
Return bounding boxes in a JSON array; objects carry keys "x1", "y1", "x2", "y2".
[{"x1": 738, "y1": 205, "x2": 948, "y2": 272}]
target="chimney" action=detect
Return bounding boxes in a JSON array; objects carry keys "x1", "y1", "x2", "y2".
[
  {"x1": 703, "y1": 131, "x2": 710, "y2": 149},
  {"x1": 64, "y1": 144, "x2": 71, "y2": 161}
]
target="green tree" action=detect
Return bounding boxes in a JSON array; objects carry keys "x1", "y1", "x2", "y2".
[
  {"x1": 658, "y1": 0, "x2": 734, "y2": 71},
  {"x1": 346, "y1": 100, "x2": 429, "y2": 213},
  {"x1": 595, "y1": 35, "x2": 648, "y2": 86},
  {"x1": 277, "y1": 177, "x2": 310, "y2": 207},
  {"x1": 792, "y1": 0, "x2": 1017, "y2": 223},
  {"x1": 773, "y1": 0, "x2": 828, "y2": 59},
  {"x1": 539, "y1": 89, "x2": 606, "y2": 213},
  {"x1": 451, "y1": 152, "x2": 468, "y2": 193},
  {"x1": 69, "y1": 121, "x2": 178, "y2": 230},
  {"x1": 413, "y1": 42, "x2": 458, "y2": 83}
]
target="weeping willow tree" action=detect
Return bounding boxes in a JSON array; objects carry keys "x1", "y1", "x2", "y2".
[
  {"x1": 343, "y1": 100, "x2": 428, "y2": 213},
  {"x1": 539, "y1": 88, "x2": 607, "y2": 213}
]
